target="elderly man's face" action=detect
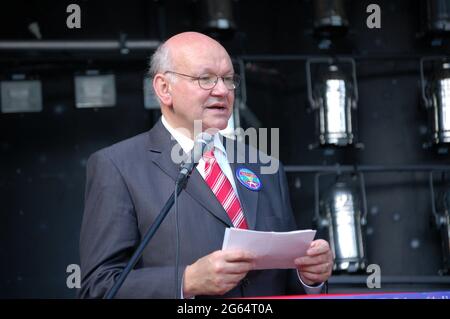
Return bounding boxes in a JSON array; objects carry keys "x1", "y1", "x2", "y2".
[{"x1": 167, "y1": 43, "x2": 235, "y2": 135}]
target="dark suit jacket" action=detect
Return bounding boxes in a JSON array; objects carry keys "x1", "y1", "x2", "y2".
[{"x1": 79, "y1": 119, "x2": 308, "y2": 298}]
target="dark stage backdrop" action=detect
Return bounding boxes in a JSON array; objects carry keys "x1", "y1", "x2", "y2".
[{"x1": 1, "y1": 0, "x2": 449, "y2": 298}]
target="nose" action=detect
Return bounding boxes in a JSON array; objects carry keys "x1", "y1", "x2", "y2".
[{"x1": 211, "y1": 77, "x2": 229, "y2": 96}]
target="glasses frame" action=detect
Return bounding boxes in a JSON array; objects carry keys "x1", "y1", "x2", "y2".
[{"x1": 163, "y1": 71, "x2": 240, "y2": 90}]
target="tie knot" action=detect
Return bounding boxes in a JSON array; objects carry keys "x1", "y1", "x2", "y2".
[{"x1": 203, "y1": 149, "x2": 215, "y2": 160}]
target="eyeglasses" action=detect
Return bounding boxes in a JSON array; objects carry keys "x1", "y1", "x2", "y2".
[{"x1": 163, "y1": 71, "x2": 240, "y2": 90}]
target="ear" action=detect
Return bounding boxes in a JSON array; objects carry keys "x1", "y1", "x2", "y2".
[{"x1": 153, "y1": 74, "x2": 172, "y2": 106}]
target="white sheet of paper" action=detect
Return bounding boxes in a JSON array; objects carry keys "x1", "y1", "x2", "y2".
[{"x1": 222, "y1": 228, "x2": 317, "y2": 270}]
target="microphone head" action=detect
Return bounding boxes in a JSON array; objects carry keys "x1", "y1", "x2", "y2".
[
  {"x1": 192, "y1": 132, "x2": 214, "y2": 162},
  {"x1": 195, "y1": 132, "x2": 214, "y2": 147},
  {"x1": 177, "y1": 132, "x2": 214, "y2": 183}
]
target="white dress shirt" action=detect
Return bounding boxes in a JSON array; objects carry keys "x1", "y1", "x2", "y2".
[
  {"x1": 161, "y1": 116, "x2": 323, "y2": 296},
  {"x1": 161, "y1": 116, "x2": 239, "y2": 198}
]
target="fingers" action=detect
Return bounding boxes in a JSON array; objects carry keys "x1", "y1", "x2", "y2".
[
  {"x1": 208, "y1": 250, "x2": 254, "y2": 275},
  {"x1": 295, "y1": 253, "x2": 330, "y2": 267},
  {"x1": 300, "y1": 271, "x2": 329, "y2": 284},
  {"x1": 224, "y1": 261, "x2": 254, "y2": 274},
  {"x1": 295, "y1": 240, "x2": 333, "y2": 267},
  {"x1": 298, "y1": 262, "x2": 331, "y2": 274},
  {"x1": 205, "y1": 258, "x2": 249, "y2": 296},
  {"x1": 184, "y1": 251, "x2": 253, "y2": 296},
  {"x1": 299, "y1": 260, "x2": 333, "y2": 285},
  {"x1": 295, "y1": 240, "x2": 334, "y2": 284},
  {"x1": 213, "y1": 260, "x2": 254, "y2": 275},
  {"x1": 222, "y1": 250, "x2": 255, "y2": 262},
  {"x1": 306, "y1": 239, "x2": 331, "y2": 256}
]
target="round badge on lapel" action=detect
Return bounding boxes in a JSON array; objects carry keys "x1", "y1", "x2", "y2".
[{"x1": 236, "y1": 168, "x2": 262, "y2": 191}]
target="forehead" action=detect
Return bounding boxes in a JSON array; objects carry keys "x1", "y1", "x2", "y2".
[{"x1": 173, "y1": 44, "x2": 234, "y2": 74}]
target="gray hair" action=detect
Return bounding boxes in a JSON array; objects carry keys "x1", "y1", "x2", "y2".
[{"x1": 148, "y1": 42, "x2": 172, "y2": 78}]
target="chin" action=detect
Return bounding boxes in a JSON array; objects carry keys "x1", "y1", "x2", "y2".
[{"x1": 203, "y1": 118, "x2": 229, "y2": 132}]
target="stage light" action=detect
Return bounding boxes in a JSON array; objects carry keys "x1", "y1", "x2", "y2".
[
  {"x1": 442, "y1": 188, "x2": 450, "y2": 273},
  {"x1": 421, "y1": 58, "x2": 450, "y2": 145},
  {"x1": 313, "y1": 0, "x2": 349, "y2": 37},
  {"x1": 425, "y1": 0, "x2": 450, "y2": 34},
  {"x1": 429, "y1": 172, "x2": 450, "y2": 275},
  {"x1": 306, "y1": 59, "x2": 359, "y2": 147},
  {"x1": 143, "y1": 77, "x2": 160, "y2": 110},
  {"x1": 200, "y1": 0, "x2": 236, "y2": 39},
  {"x1": 320, "y1": 180, "x2": 367, "y2": 272},
  {"x1": 438, "y1": 188, "x2": 450, "y2": 274},
  {"x1": 74, "y1": 72, "x2": 116, "y2": 108},
  {"x1": 432, "y1": 183, "x2": 450, "y2": 275},
  {"x1": 0, "y1": 76, "x2": 42, "y2": 113}
]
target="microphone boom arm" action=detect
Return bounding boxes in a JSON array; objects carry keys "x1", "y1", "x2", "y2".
[
  {"x1": 105, "y1": 133, "x2": 212, "y2": 299},
  {"x1": 104, "y1": 163, "x2": 195, "y2": 299}
]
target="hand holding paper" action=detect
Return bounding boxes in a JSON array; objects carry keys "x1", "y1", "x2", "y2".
[
  {"x1": 222, "y1": 228, "x2": 317, "y2": 270},
  {"x1": 294, "y1": 239, "x2": 334, "y2": 285}
]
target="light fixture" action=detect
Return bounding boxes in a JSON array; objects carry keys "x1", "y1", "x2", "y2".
[
  {"x1": 74, "y1": 71, "x2": 116, "y2": 108},
  {"x1": 0, "y1": 75, "x2": 42, "y2": 113},
  {"x1": 318, "y1": 178, "x2": 367, "y2": 272},
  {"x1": 200, "y1": 0, "x2": 236, "y2": 39},
  {"x1": 441, "y1": 187, "x2": 450, "y2": 273},
  {"x1": 313, "y1": 0, "x2": 349, "y2": 37},
  {"x1": 425, "y1": 0, "x2": 450, "y2": 34},
  {"x1": 438, "y1": 187, "x2": 450, "y2": 274},
  {"x1": 421, "y1": 57, "x2": 450, "y2": 145},
  {"x1": 306, "y1": 58, "x2": 360, "y2": 148},
  {"x1": 430, "y1": 171, "x2": 450, "y2": 275}
]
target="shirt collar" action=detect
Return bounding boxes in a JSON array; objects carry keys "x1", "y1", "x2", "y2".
[{"x1": 161, "y1": 115, "x2": 226, "y2": 156}]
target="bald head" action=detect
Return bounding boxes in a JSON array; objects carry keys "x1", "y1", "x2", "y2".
[
  {"x1": 149, "y1": 32, "x2": 232, "y2": 77},
  {"x1": 165, "y1": 32, "x2": 226, "y2": 58},
  {"x1": 150, "y1": 32, "x2": 235, "y2": 138}
]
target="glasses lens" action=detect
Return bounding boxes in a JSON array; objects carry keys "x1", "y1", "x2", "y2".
[
  {"x1": 198, "y1": 75, "x2": 217, "y2": 89},
  {"x1": 198, "y1": 74, "x2": 240, "y2": 90},
  {"x1": 221, "y1": 75, "x2": 240, "y2": 90}
]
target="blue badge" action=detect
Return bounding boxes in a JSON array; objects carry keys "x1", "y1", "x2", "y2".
[{"x1": 236, "y1": 168, "x2": 262, "y2": 191}]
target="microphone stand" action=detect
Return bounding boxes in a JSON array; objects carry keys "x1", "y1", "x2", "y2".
[{"x1": 104, "y1": 166, "x2": 195, "y2": 299}]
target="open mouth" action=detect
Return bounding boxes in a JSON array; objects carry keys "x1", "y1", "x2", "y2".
[{"x1": 206, "y1": 105, "x2": 227, "y2": 111}]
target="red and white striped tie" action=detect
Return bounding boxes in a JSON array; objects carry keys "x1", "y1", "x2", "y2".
[{"x1": 203, "y1": 149, "x2": 248, "y2": 229}]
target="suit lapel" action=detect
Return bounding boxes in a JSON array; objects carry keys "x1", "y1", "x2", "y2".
[
  {"x1": 225, "y1": 138, "x2": 260, "y2": 230},
  {"x1": 147, "y1": 119, "x2": 233, "y2": 227},
  {"x1": 229, "y1": 162, "x2": 259, "y2": 230},
  {"x1": 184, "y1": 170, "x2": 233, "y2": 227}
]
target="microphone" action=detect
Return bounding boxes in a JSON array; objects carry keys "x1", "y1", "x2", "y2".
[
  {"x1": 176, "y1": 132, "x2": 213, "y2": 184},
  {"x1": 105, "y1": 131, "x2": 214, "y2": 299},
  {"x1": 173, "y1": 132, "x2": 213, "y2": 298}
]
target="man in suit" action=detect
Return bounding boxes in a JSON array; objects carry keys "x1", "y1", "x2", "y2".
[{"x1": 79, "y1": 32, "x2": 333, "y2": 298}]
